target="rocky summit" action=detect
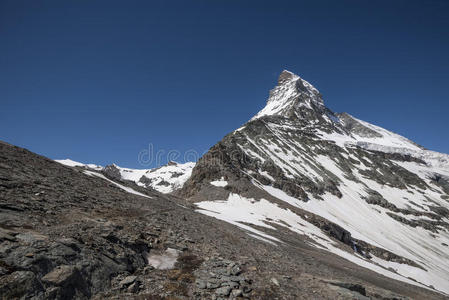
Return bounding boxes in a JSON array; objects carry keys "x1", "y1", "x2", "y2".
[{"x1": 1, "y1": 70, "x2": 449, "y2": 299}]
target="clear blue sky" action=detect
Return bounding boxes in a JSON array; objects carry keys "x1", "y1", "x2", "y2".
[{"x1": 1, "y1": 0, "x2": 448, "y2": 168}]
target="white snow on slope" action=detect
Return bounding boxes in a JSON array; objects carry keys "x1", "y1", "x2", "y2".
[
  {"x1": 56, "y1": 159, "x2": 102, "y2": 170},
  {"x1": 127, "y1": 162, "x2": 195, "y2": 193},
  {"x1": 256, "y1": 155, "x2": 449, "y2": 294},
  {"x1": 210, "y1": 177, "x2": 228, "y2": 187},
  {"x1": 147, "y1": 248, "x2": 181, "y2": 270},
  {"x1": 316, "y1": 114, "x2": 449, "y2": 173},
  {"x1": 196, "y1": 193, "x2": 431, "y2": 292},
  {"x1": 348, "y1": 115, "x2": 423, "y2": 152},
  {"x1": 104, "y1": 162, "x2": 195, "y2": 193},
  {"x1": 83, "y1": 170, "x2": 151, "y2": 199}
]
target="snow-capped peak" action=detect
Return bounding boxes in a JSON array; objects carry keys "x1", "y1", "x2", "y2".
[{"x1": 251, "y1": 70, "x2": 324, "y2": 121}]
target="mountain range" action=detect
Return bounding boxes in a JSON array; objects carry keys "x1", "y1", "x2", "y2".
[{"x1": 1, "y1": 70, "x2": 449, "y2": 299}]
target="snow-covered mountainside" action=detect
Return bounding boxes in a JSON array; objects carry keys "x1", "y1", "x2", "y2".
[
  {"x1": 56, "y1": 159, "x2": 195, "y2": 194},
  {"x1": 180, "y1": 70, "x2": 449, "y2": 295}
]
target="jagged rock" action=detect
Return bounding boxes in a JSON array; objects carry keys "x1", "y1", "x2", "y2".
[
  {"x1": 0, "y1": 271, "x2": 44, "y2": 299},
  {"x1": 41, "y1": 265, "x2": 89, "y2": 298},
  {"x1": 102, "y1": 165, "x2": 122, "y2": 181},
  {"x1": 231, "y1": 289, "x2": 243, "y2": 297},
  {"x1": 271, "y1": 277, "x2": 280, "y2": 287},
  {"x1": 196, "y1": 279, "x2": 207, "y2": 289},
  {"x1": 215, "y1": 286, "x2": 232, "y2": 296},
  {"x1": 119, "y1": 275, "x2": 137, "y2": 287}
]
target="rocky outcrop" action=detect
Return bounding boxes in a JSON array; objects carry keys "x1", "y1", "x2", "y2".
[
  {"x1": 194, "y1": 258, "x2": 253, "y2": 298},
  {"x1": 102, "y1": 164, "x2": 122, "y2": 181}
]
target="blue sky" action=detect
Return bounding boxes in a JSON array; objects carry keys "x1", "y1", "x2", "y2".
[{"x1": 1, "y1": 0, "x2": 448, "y2": 168}]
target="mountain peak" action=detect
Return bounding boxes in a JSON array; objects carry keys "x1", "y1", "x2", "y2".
[
  {"x1": 251, "y1": 70, "x2": 326, "y2": 121},
  {"x1": 277, "y1": 69, "x2": 298, "y2": 84}
]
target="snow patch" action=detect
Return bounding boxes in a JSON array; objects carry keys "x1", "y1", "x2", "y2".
[
  {"x1": 195, "y1": 193, "x2": 432, "y2": 292},
  {"x1": 147, "y1": 248, "x2": 181, "y2": 270},
  {"x1": 210, "y1": 177, "x2": 228, "y2": 187},
  {"x1": 83, "y1": 170, "x2": 151, "y2": 199}
]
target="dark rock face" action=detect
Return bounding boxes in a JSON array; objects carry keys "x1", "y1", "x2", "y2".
[
  {"x1": 430, "y1": 174, "x2": 449, "y2": 194},
  {"x1": 102, "y1": 164, "x2": 122, "y2": 181},
  {"x1": 277, "y1": 70, "x2": 295, "y2": 84},
  {"x1": 0, "y1": 271, "x2": 44, "y2": 299},
  {"x1": 338, "y1": 112, "x2": 383, "y2": 138},
  {"x1": 41, "y1": 265, "x2": 89, "y2": 299}
]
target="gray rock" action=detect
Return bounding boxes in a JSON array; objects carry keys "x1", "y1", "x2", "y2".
[
  {"x1": 102, "y1": 164, "x2": 122, "y2": 181},
  {"x1": 229, "y1": 264, "x2": 241, "y2": 276},
  {"x1": 215, "y1": 286, "x2": 232, "y2": 296},
  {"x1": 207, "y1": 280, "x2": 221, "y2": 289},
  {"x1": 41, "y1": 265, "x2": 89, "y2": 299},
  {"x1": 0, "y1": 230, "x2": 16, "y2": 241},
  {"x1": 231, "y1": 289, "x2": 243, "y2": 297},
  {"x1": 119, "y1": 275, "x2": 137, "y2": 287},
  {"x1": 196, "y1": 279, "x2": 207, "y2": 289},
  {"x1": 42, "y1": 265, "x2": 78, "y2": 286},
  {"x1": 0, "y1": 271, "x2": 43, "y2": 299},
  {"x1": 271, "y1": 277, "x2": 280, "y2": 286},
  {"x1": 229, "y1": 275, "x2": 244, "y2": 282}
]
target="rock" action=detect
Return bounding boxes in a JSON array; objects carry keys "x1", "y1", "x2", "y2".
[
  {"x1": 228, "y1": 264, "x2": 241, "y2": 276},
  {"x1": 231, "y1": 289, "x2": 243, "y2": 297},
  {"x1": 0, "y1": 266, "x2": 7, "y2": 276},
  {"x1": 45, "y1": 286, "x2": 60, "y2": 299},
  {"x1": 42, "y1": 265, "x2": 78, "y2": 286},
  {"x1": 119, "y1": 275, "x2": 137, "y2": 287},
  {"x1": 102, "y1": 164, "x2": 122, "y2": 181},
  {"x1": 0, "y1": 230, "x2": 17, "y2": 241},
  {"x1": 215, "y1": 286, "x2": 232, "y2": 296},
  {"x1": 271, "y1": 277, "x2": 280, "y2": 286},
  {"x1": 229, "y1": 275, "x2": 244, "y2": 282},
  {"x1": 0, "y1": 271, "x2": 43, "y2": 299},
  {"x1": 329, "y1": 282, "x2": 367, "y2": 296},
  {"x1": 127, "y1": 282, "x2": 140, "y2": 293},
  {"x1": 221, "y1": 280, "x2": 239, "y2": 288},
  {"x1": 196, "y1": 279, "x2": 207, "y2": 289},
  {"x1": 41, "y1": 265, "x2": 89, "y2": 299},
  {"x1": 15, "y1": 232, "x2": 48, "y2": 244},
  {"x1": 207, "y1": 280, "x2": 221, "y2": 289}
]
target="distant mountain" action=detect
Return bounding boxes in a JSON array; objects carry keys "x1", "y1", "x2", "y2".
[{"x1": 55, "y1": 160, "x2": 195, "y2": 194}]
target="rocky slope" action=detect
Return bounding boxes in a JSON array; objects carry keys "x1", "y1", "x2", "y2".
[{"x1": 179, "y1": 70, "x2": 449, "y2": 295}]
